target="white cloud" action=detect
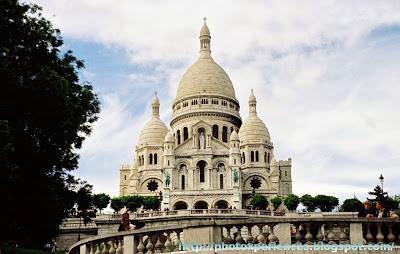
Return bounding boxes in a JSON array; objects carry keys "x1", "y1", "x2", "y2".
[{"x1": 33, "y1": 0, "x2": 400, "y2": 201}]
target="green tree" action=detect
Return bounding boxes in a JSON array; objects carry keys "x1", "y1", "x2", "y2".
[
  {"x1": 143, "y1": 196, "x2": 161, "y2": 211},
  {"x1": 300, "y1": 194, "x2": 316, "y2": 212},
  {"x1": 368, "y1": 185, "x2": 388, "y2": 202},
  {"x1": 93, "y1": 193, "x2": 111, "y2": 213},
  {"x1": 271, "y1": 196, "x2": 282, "y2": 210},
  {"x1": 314, "y1": 195, "x2": 339, "y2": 212},
  {"x1": 0, "y1": 0, "x2": 99, "y2": 247},
  {"x1": 250, "y1": 194, "x2": 269, "y2": 210},
  {"x1": 341, "y1": 198, "x2": 363, "y2": 212},
  {"x1": 123, "y1": 195, "x2": 143, "y2": 212},
  {"x1": 110, "y1": 197, "x2": 125, "y2": 213},
  {"x1": 75, "y1": 181, "x2": 95, "y2": 224},
  {"x1": 284, "y1": 194, "x2": 300, "y2": 211}
]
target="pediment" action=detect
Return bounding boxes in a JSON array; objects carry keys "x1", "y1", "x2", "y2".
[
  {"x1": 211, "y1": 137, "x2": 229, "y2": 150},
  {"x1": 174, "y1": 138, "x2": 194, "y2": 155}
]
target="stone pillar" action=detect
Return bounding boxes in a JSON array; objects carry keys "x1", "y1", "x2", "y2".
[
  {"x1": 350, "y1": 223, "x2": 364, "y2": 244},
  {"x1": 183, "y1": 225, "x2": 223, "y2": 244},
  {"x1": 274, "y1": 223, "x2": 291, "y2": 244},
  {"x1": 124, "y1": 235, "x2": 137, "y2": 254},
  {"x1": 79, "y1": 244, "x2": 88, "y2": 254}
]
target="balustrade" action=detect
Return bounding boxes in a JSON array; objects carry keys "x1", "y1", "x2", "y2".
[{"x1": 70, "y1": 216, "x2": 400, "y2": 254}]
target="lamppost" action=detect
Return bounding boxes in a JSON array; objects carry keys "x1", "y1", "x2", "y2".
[{"x1": 379, "y1": 174, "x2": 384, "y2": 193}]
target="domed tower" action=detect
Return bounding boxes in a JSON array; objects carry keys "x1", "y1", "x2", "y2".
[
  {"x1": 238, "y1": 90, "x2": 277, "y2": 205},
  {"x1": 134, "y1": 92, "x2": 168, "y2": 195}
]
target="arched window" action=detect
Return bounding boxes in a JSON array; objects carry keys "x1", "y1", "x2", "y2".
[
  {"x1": 264, "y1": 152, "x2": 267, "y2": 163},
  {"x1": 212, "y1": 125, "x2": 219, "y2": 139},
  {"x1": 142, "y1": 155, "x2": 144, "y2": 165},
  {"x1": 198, "y1": 161, "x2": 206, "y2": 183},
  {"x1": 167, "y1": 160, "x2": 170, "y2": 166},
  {"x1": 177, "y1": 130, "x2": 181, "y2": 145},
  {"x1": 181, "y1": 175, "x2": 185, "y2": 190},
  {"x1": 183, "y1": 127, "x2": 188, "y2": 141},
  {"x1": 154, "y1": 153, "x2": 158, "y2": 164},
  {"x1": 255, "y1": 151, "x2": 259, "y2": 162},
  {"x1": 149, "y1": 154, "x2": 153, "y2": 164},
  {"x1": 268, "y1": 153, "x2": 270, "y2": 163},
  {"x1": 124, "y1": 175, "x2": 126, "y2": 180},
  {"x1": 219, "y1": 174, "x2": 224, "y2": 189},
  {"x1": 251, "y1": 151, "x2": 255, "y2": 162},
  {"x1": 242, "y1": 152, "x2": 246, "y2": 163},
  {"x1": 222, "y1": 126, "x2": 228, "y2": 143}
]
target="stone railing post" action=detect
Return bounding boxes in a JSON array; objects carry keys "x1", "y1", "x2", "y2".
[
  {"x1": 79, "y1": 244, "x2": 89, "y2": 254},
  {"x1": 124, "y1": 235, "x2": 137, "y2": 254},
  {"x1": 274, "y1": 222, "x2": 291, "y2": 244},
  {"x1": 349, "y1": 223, "x2": 363, "y2": 244},
  {"x1": 183, "y1": 224, "x2": 222, "y2": 244}
]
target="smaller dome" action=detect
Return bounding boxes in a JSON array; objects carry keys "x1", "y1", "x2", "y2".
[
  {"x1": 229, "y1": 129, "x2": 239, "y2": 142},
  {"x1": 164, "y1": 131, "x2": 174, "y2": 143},
  {"x1": 138, "y1": 117, "x2": 168, "y2": 146},
  {"x1": 238, "y1": 89, "x2": 271, "y2": 144},
  {"x1": 238, "y1": 115, "x2": 270, "y2": 143}
]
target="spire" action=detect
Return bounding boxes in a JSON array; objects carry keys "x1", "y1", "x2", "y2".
[
  {"x1": 152, "y1": 91, "x2": 160, "y2": 117},
  {"x1": 249, "y1": 89, "x2": 257, "y2": 116},
  {"x1": 199, "y1": 17, "x2": 211, "y2": 58}
]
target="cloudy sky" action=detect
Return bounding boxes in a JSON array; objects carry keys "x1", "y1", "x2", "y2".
[{"x1": 33, "y1": 0, "x2": 400, "y2": 202}]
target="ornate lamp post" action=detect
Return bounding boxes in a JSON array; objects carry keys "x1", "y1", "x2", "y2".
[{"x1": 379, "y1": 174, "x2": 384, "y2": 193}]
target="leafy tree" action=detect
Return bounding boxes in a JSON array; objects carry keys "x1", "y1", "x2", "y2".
[
  {"x1": 0, "y1": 0, "x2": 99, "y2": 247},
  {"x1": 110, "y1": 197, "x2": 125, "y2": 213},
  {"x1": 250, "y1": 194, "x2": 269, "y2": 210},
  {"x1": 368, "y1": 185, "x2": 387, "y2": 201},
  {"x1": 314, "y1": 195, "x2": 339, "y2": 212},
  {"x1": 75, "y1": 181, "x2": 95, "y2": 224},
  {"x1": 93, "y1": 193, "x2": 110, "y2": 213},
  {"x1": 341, "y1": 198, "x2": 363, "y2": 212},
  {"x1": 123, "y1": 195, "x2": 143, "y2": 212},
  {"x1": 300, "y1": 194, "x2": 316, "y2": 212},
  {"x1": 284, "y1": 194, "x2": 300, "y2": 211},
  {"x1": 143, "y1": 196, "x2": 161, "y2": 211},
  {"x1": 271, "y1": 196, "x2": 282, "y2": 210}
]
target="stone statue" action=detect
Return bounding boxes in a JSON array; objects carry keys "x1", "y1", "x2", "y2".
[
  {"x1": 164, "y1": 171, "x2": 170, "y2": 187},
  {"x1": 232, "y1": 168, "x2": 239, "y2": 183},
  {"x1": 218, "y1": 164, "x2": 225, "y2": 171},
  {"x1": 199, "y1": 131, "x2": 205, "y2": 149}
]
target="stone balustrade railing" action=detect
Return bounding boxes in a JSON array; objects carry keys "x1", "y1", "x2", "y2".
[
  {"x1": 96, "y1": 209, "x2": 286, "y2": 221},
  {"x1": 69, "y1": 216, "x2": 400, "y2": 254}
]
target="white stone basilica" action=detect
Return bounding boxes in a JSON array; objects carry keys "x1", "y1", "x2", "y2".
[{"x1": 119, "y1": 19, "x2": 292, "y2": 210}]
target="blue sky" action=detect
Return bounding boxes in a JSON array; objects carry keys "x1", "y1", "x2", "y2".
[{"x1": 34, "y1": 0, "x2": 400, "y2": 202}]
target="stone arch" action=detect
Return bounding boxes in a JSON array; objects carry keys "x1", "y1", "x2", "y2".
[
  {"x1": 173, "y1": 200, "x2": 188, "y2": 210},
  {"x1": 243, "y1": 174, "x2": 270, "y2": 191},
  {"x1": 140, "y1": 177, "x2": 162, "y2": 193},
  {"x1": 213, "y1": 199, "x2": 230, "y2": 209},
  {"x1": 196, "y1": 160, "x2": 207, "y2": 183},
  {"x1": 193, "y1": 200, "x2": 209, "y2": 209}
]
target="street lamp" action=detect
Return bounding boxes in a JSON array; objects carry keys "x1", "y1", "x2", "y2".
[{"x1": 379, "y1": 174, "x2": 384, "y2": 192}]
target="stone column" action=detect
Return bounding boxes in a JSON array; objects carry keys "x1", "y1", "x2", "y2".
[
  {"x1": 275, "y1": 223, "x2": 291, "y2": 244},
  {"x1": 79, "y1": 244, "x2": 89, "y2": 254},
  {"x1": 350, "y1": 223, "x2": 363, "y2": 244},
  {"x1": 124, "y1": 235, "x2": 137, "y2": 254}
]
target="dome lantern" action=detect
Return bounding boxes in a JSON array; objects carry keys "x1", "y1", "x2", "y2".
[
  {"x1": 152, "y1": 91, "x2": 160, "y2": 117},
  {"x1": 199, "y1": 17, "x2": 211, "y2": 58},
  {"x1": 249, "y1": 89, "x2": 257, "y2": 116}
]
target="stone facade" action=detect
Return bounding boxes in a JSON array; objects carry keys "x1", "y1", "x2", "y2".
[{"x1": 119, "y1": 19, "x2": 292, "y2": 209}]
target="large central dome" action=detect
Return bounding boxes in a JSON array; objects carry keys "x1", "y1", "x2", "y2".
[
  {"x1": 174, "y1": 19, "x2": 237, "y2": 103},
  {"x1": 175, "y1": 57, "x2": 237, "y2": 101}
]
